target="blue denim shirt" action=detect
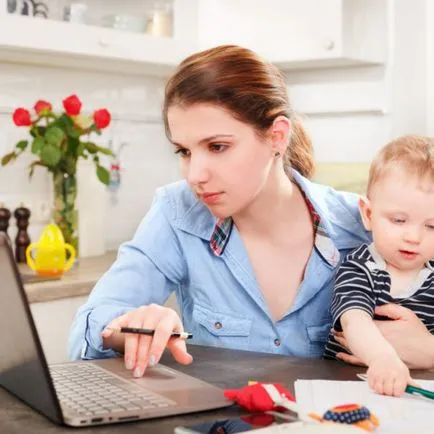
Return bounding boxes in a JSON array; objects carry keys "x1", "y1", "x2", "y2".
[{"x1": 68, "y1": 170, "x2": 370, "y2": 361}]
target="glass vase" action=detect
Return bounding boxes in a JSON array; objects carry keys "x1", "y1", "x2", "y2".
[{"x1": 52, "y1": 171, "x2": 78, "y2": 256}]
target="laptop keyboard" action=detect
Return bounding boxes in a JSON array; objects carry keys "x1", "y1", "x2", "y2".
[{"x1": 50, "y1": 363, "x2": 175, "y2": 416}]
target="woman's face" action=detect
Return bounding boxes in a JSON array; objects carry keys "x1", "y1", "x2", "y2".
[{"x1": 167, "y1": 103, "x2": 277, "y2": 218}]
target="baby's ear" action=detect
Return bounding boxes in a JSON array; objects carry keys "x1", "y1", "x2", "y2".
[{"x1": 358, "y1": 196, "x2": 372, "y2": 231}]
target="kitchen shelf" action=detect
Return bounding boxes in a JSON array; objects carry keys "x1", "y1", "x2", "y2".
[{"x1": 0, "y1": 1, "x2": 197, "y2": 77}]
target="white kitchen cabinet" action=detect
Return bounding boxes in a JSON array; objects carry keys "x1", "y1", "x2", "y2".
[
  {"x1": 198, "y1": 0, "x2": 387, "y2": 70},
  {"x1": 0, "y1": 0, "x2": 199, "y2": 76},
  {"x1": 0, "y1": 0, "x2": 387, "y2": 77},
  {"x1": 30, "y1": 295, "x2": 88, "y2": 364}
]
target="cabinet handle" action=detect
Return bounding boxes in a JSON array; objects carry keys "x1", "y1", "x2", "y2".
[
  {"x1": 323, "y1": 39, "x2": 335, "y2": 51},
  {"x1": 98, "y1": 38, "x2": 110, "y2": 48}
]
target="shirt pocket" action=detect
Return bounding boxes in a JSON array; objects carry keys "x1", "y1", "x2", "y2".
[
  {"x1": 192, "y1": 303, "x2": 252, "y2": 348},
  {"x1": 306, "y1": 322, "x2": 332, "y2": 357}
]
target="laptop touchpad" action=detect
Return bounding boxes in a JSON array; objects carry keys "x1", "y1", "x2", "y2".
[
  {"x1": 95, "y1": 358, "x2": 204, "y2": 391},
  {"x1": 134, "y1": 366, "x2": 204, "y2": 391}
]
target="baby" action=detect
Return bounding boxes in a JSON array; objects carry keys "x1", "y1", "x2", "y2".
[{"x1": 324, "y1": 135, "x2": 434, "y2": 396}]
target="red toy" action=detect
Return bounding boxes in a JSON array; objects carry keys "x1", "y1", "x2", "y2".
[{"x1": 224, "y1": 382, "x2": 295, "y2": 413}]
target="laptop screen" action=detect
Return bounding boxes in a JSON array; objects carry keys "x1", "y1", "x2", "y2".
[{"x1": 0, "y1": 234, "x2": 63, "y2": 424}]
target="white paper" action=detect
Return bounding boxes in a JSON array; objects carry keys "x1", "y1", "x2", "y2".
[{"x1": 295, "y1": 379, "x2": 434, "y2": 434}]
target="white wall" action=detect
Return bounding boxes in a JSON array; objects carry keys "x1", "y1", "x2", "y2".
[
  {"x1": 426, "y1": 0, "x2": 434, "y2": 137},
  {"x1": 0, "y1": 0, "x2": 431, "y2": 251},
  {"x1": 287, "y1": 65, "x2": 391, "y2": 163}
]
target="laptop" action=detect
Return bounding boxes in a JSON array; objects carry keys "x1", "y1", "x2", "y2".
[{"x1": 0, "y1": 233, "x2": 232, "y2": 427}]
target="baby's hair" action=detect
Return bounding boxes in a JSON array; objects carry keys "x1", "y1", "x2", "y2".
[{"x1": 367, "y1": 135, "x2": 434, "y2": 195}]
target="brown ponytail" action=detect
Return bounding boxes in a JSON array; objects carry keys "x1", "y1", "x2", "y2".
[
  {"x1": 283, "y1": 115, "x2": 315, "y2": 179},
  {"x1": 163, "y1": 45, "x2": 315, "y2": 179}
]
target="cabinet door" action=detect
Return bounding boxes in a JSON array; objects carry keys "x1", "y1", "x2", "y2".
[
  {"x1": 30, "y1": 296, "x2": 88, "y2": 364},
  {"x1": 198, "y1": 0, "x2": 386, "y2": 70}
]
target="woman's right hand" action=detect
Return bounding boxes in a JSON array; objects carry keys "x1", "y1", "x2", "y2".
[{"x1": 101, "y1": 304, "x2": 193, "y2": 377}]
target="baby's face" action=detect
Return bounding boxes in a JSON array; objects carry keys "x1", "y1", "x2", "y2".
[{"x1": 362, "y1": 165, "x2": 434, "y2": 271}]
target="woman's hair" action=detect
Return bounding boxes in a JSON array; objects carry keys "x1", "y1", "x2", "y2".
[
  {"x1": 163, "y1": 45, "x2": 315, "y2": 178},
  {"x1": 368, "y1": 134, "x2": 434, "y2": 194}
]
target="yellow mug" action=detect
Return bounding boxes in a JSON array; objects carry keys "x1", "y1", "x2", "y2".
[{"x1": 26, "y1": 223, "x2": 76, "y2": 277}]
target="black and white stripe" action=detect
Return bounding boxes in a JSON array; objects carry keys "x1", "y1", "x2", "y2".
[{"x1": 324, "y1": 243, "x2": 434, "y2": 360}]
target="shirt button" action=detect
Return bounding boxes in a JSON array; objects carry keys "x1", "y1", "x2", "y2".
[
  {"x1": 274, "y1": 338, "x2": 281, "y2": 347},
  {"x1": 214, "y1": 321, "x2": 222, "y2": 330}
]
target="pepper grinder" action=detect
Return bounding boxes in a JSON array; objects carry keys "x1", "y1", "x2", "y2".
[
  {"x1": 0, "y1": 204, "x2": 12, "y2": 240},
  {"x1": 14, "y1": 204, "x2": 31, "y2": 263}
]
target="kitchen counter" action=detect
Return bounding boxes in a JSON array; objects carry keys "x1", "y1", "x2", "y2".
[{"x1": 19, "y1": 252, "x2": 117, "y2": 304}]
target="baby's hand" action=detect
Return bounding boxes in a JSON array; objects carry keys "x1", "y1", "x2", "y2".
[{"x1": 367, "y1": 353, "x2": 411, "y2": 397}]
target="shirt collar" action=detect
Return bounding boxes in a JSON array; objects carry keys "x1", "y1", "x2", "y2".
[
  {"x1": 366, "y1": 243, "x2": 434, "y2": 297},
  {"x1": 209, "y1": 170, "x2": 340, "y2": 267},
  {"x1": 367, "y1": 243, "x2": 434, "y2": 272},
  {"x1": 209, "y1": 217, "x2": 233, "y2": 256}
]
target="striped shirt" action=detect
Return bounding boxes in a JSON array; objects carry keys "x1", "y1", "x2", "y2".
[{"x1": 324, "y1": 243, "x2": 434, "y2": 360}]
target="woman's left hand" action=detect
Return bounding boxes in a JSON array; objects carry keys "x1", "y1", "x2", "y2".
[{"x1": 335, "y1": 304, "x2": 434, "y2": 369}]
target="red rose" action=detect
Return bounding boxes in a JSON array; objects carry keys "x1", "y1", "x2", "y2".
[
  {"x1": 93, "y1": 109, "x2": 111, "y2": 129},
  {"x1": 63, "y1": 94, "x2": 82, "y2": 116},
  {"x1": 12, "y1": 108, "x2": 32, "y2": 126},
  {"x1": 34, "y1": 99, "x2": 52, "y2": 115}
]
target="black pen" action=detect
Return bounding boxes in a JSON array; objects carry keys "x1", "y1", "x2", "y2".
[{"x1": 108, "y1": 327, "x2": 193, "y2": 340}]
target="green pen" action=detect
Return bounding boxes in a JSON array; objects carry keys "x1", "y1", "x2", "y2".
[
  {"x1": 357, "y1": 373, "x2": 434, "y2": 400},
  {"x1": 405, "y1": 384, "x2": 434, "y2": 400}
]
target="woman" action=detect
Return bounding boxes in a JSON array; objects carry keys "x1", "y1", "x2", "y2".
[{"x1": 68, "y1": 45, "x2": 434, "y2": 378}]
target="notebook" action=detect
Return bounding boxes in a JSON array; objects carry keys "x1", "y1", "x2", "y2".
[
  {"x1": 0, "y1": 233, "x2": 232, "y2": 427},
  {"x1": 295, "y1": 379, "x2": 434, "y2": 434}
]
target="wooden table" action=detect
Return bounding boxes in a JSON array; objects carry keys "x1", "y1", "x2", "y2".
[{"x1": 1, "y1": 345, "x2": 433, "y2": 434}]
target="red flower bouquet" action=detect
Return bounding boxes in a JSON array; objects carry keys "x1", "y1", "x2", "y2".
[{"x1": 1, "y1": 95, "x2": 114, "y2": 253}]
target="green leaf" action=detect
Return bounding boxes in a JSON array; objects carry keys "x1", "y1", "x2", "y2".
[
  {"x1": 1, "y1": 151, "x2": 16, "y2": 166},
  {"x1": 96, "y1": 145, "x2": 114, "y2": 156},
  {"x1": 45, "y1": 127, "x2": 65, "y2": 146},
  {"x1": 85, "y1": 142, "x2": 98, "y2": 154},
  {"x1": 31, "y1": 137, "x2": 45, "y2": 154},
  {"x1": 55, "y1": 114, "x2": 78, "y2": 136},
  {"x1": 67, "y1": 137, "x2": 80, "y2": 155},
  {"x1": 40, "y1": 144, "x2": 62, "y2": 167},
  {"x1": 30, "y1": 126, "x2": 46, "y2": 138},
  {"x1": 58, "y1": 114, "x2": 74, "y2": 127},
  {"x1": 84, "y1": 142, "x2": 113, "y2": 157},
  {"x1": 68, "y1": 124, "x2": 82, "y2": 139},
  {"x1": 77, "y1": 142, "x2": 86, "y2": 157},
  {"x1": 28, "y1": 160, "x2": 47, "y2": 179},
  {"x1": 16, "y1": 140, "x2": 28, "y2": 151},
  {"x1": 65, "y1": 156, "x2": 77, "y2": 175},
  {"x1": 96, "y1": 165, "x2": 110, "y2": 185}
]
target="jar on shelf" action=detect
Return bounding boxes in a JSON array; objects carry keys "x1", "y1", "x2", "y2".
[
  {"x1": 63, "y1": 2, "x2": 88, "y2": 24},
  {"x1": 145, "y1": 0, "x2": 173, "y2": 37}
]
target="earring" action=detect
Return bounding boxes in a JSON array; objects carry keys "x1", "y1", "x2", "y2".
[{"x1": 274, "y1": 152, "x2": 280, "y2": 157}]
